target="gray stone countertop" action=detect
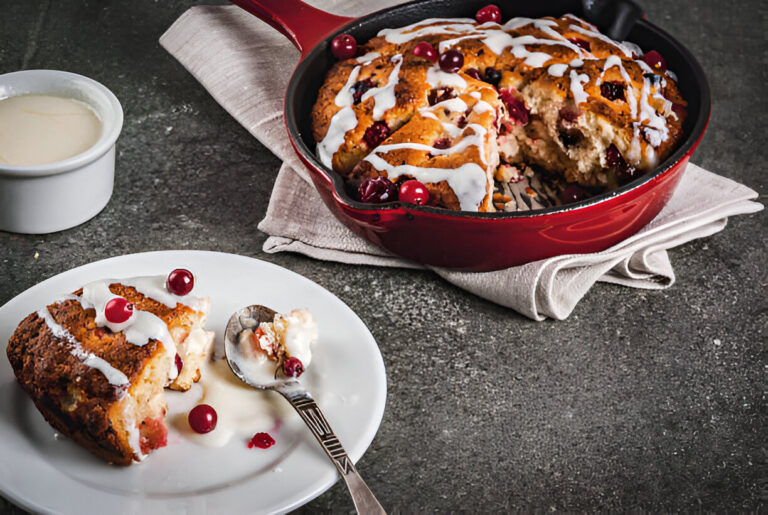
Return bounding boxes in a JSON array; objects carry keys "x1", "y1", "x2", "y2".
[{"x1": 1, "y1": 0, "x2": 765, "y2": 512}]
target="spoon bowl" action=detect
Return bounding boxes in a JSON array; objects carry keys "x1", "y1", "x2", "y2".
[{"x1": 223, "y1": 304, "x2": 386, "y2": 514}]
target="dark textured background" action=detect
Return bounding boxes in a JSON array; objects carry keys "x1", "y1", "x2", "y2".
[{"x1": 1, "y1": 0, "x2": 766, "y2": 512}]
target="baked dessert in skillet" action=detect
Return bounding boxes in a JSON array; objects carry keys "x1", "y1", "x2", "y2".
[
  {"x1": 311, "y1": 10, "x2": 687, "y2": 212},
  {"x1": 5, "y1": 270, "x2": 214, "y2": 465}
]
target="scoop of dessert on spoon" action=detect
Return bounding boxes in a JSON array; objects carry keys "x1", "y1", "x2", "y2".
[{"x1": 224, "y1": 304, "x2": 385, "y2": 515}]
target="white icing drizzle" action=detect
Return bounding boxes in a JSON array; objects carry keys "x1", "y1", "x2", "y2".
[
  {"x1": 548, "y1": 63, "x2": 569, "y2": 77},
  {"x1": 427, "y1": 66, "x2": 467, "y2": 88},
  {"x1": 317, "y1": 65, "x2": 361, "y2": 168},
  {"x1": 569, "y1": 70, "x2": 590, "y2": 105},
  {"x1": 568, "y1": 23, "x2": 633, "y2": 58},
  {"x1": 120, "y1": 275, "x2": 202, "y2": 310},
  {"x1": 356, "y1": 51, "x2": 380, "y2": 63},
  {"x1": 333, "y1": 65, "x2": 361, "y2": 108},
  {"x1": 378, "y1": 18, "x2": 475, "y2": 43},
  {"x1": 80, "y1": 279, "x2": 179, "y2": 381},
  {"x1": 470, "y1": 91, "x2": 481, "y2": 99},
  {"x1": 372, "y1": 123, "x2": 488, "y2": 164},
  {"x1": 570, "y1": 58, "x2": 583, "y2": 67},
  {"x1": 365, "y1": 154, "x2": 488, "y2": 210},
  {"x1": 37, "y1": 307, "x2": 129, "y2": 389},
  {"x1": 473, "y1": 100, "x2": 494, "y2": 114},
  {"x1": 361, "y1": 54, "x2": 403, "y2": 120}
]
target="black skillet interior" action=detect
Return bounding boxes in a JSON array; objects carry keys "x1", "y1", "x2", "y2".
[{"x1": 285, "y1": 0, "x2": 710, "y2": 217}]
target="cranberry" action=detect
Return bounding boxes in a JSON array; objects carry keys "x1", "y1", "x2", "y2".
[
  {"x1": 568, "y1": 38, "x2": 591, "y2": 52},
  {"x1": 499, "y1": 89, "x2": 529, "y2": 125},
  {"x1": 428, "y1": 87, "x2": 455, "y2": 106},
  {"x1": 399, "y1": 180, "x2": 430, "y2": 205},
  {"x1": 248, "y1": 432, "x2": 276, "y2": 449},
  {"x1": 358, "y1": 176, "x2": 397, "y2": 203},
  {"x1": 476, "y1": 4, "x2": 502, "y2": 24},
  {"x1": 560, "y1": 184, "x2": 591, "y2": 204},
  {"x1": 465, "y1": 68, "x2": 482, "y2": 80},
  {"x1": 351, "y1": 78, "x2": 374, "y2": 104},
  {"x1": 175, "y1": 353, "x2": 183, "y2": 375},
  {"x1": 559, "y1": 106, "x2": 582, "y2": 123},
  {"x1": 642, "y1": 50, "x2": 666, "y2": 72},
  {"x1": 600, "y1": 81, "x2": 626, "y2": 101},
  {"x1": 433, "y1": 138, "x2": 451, "y2": 149},
  {"x1": 413, "y1": 41, "x2": 438, "y2": 62},
  {"x1": 605, "y1": 144, "x2": 637, "y2": 182},
  {"x1": 282, "y1": 357, "x2": 304, "y2": 378},
  {"x1": 104, "y1": 297, "x2": 133, "y2": 324},
  {"x1": 363, "y1": 121, "x2": 391, "y2": 148},
  {"x1": 331, "y1": 34, "x2": 357, "y2": 59},
  {"x1": 671, "y1": 102, "x2": 686, "y2": 119},
  {"x1": 483, "y1": 67, "x2": 502, "y2": 87},
  {"x1": 439, "y1": 49, "x2": 464, "y2": 73},
  {"x1": 457, "y1": 116, "x2": 468, "y2": 128},
  {"x1": 167, "y1": 268, "x2": 194, "y2": 296},
  {"x1": 188, "y1": 404, "x2": 217, "y2": 434}
]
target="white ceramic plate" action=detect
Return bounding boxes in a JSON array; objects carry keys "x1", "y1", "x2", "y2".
[{"x1": 0, "y1": 251, "x2": 386, "y2": 514}]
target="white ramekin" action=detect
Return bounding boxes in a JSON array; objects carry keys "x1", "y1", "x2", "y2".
[{"x1": 0, "y1": 70, "x2": 123, "y2": 234}]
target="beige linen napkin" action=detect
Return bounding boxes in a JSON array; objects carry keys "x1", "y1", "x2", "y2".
[{"x1": 160, "y1": 4, "x2": 763, "y2": 320}]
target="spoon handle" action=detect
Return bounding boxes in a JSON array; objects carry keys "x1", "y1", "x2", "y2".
[{"x1": 278, "y1": 388, "x2": 386, "y2": 515}]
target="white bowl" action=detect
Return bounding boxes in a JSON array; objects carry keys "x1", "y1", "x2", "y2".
[{"x1": 0, "y1": 70, "x2": 123, "y2": 234}]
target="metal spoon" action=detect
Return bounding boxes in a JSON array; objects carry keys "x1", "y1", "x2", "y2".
[{"x1": 224, "y1": 304, "x2": 385, "y2": 515}]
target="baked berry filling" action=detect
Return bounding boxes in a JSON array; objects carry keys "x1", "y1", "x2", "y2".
[{"x1": 139, "y1": 416, "x2": 168, "y2": 455}]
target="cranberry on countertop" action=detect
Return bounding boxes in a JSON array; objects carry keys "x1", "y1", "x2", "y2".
[
  {"x1": 167, "y1": 268, "x2": 194, "y2": 296},
  {"x1": 439, "y1": 49, "x2": 464, "y2": 73},
  {"x1": 188, "y1": 404, "x2": 217, "y2": 434},
  {"x1": 399, "y1": 180, "x2": 430, "y2": 205},
  {"x1": 476, "y1": 4, "x2": 502, "y2": 24},
  {"x1": 331, "y1": 34, "x2": 357, "y2": 59},
  {"x1": 248, "y1": 432, "x2": 276, "y2": 449},
  {"x1": 104, "y1": 297, "x2": 133, "y2": 324},
  {"x1": 413, "y1": 41, "x2": 438, "y2": 62},
  {"x1": 358, "y1": 176, "x2": 397, "y2": 203}
]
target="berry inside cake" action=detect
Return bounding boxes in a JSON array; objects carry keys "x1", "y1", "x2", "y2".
[
  {"x1": 311, "y1": 10, "x2": 687, "y2": 212},
  {"x1": 6, "y1": 269, "x2": 214, "y2": 465}
]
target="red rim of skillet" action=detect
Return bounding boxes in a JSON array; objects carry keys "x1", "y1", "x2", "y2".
[{"x1": 283, "y1": 0, "x2": 711, "y2": 219}]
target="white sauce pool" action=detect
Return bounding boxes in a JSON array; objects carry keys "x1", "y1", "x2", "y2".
[{"x1": 0, "y1": 94, "x2": 101, "y2": 166}]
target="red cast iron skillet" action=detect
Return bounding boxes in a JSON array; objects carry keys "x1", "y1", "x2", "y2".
[{"x1": 232, "y1": 0, "x2": 711, "y2": 272}]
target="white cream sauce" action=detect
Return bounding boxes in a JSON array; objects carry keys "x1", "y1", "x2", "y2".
[{"x1": 0, "y1": 94, "x2": 101, "y2": 167}]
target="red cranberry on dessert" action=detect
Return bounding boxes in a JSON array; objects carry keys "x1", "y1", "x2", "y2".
[{"x1": 310, "y1": 10, "x2": 687, "y2": 212}]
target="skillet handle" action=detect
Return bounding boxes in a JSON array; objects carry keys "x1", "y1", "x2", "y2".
[
  {"x1": 581, "y1": 0, "x2": 644, "y2": 41},
  {"x1": 230, "y1": 0, "x2": 355, "y2": 58}
]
